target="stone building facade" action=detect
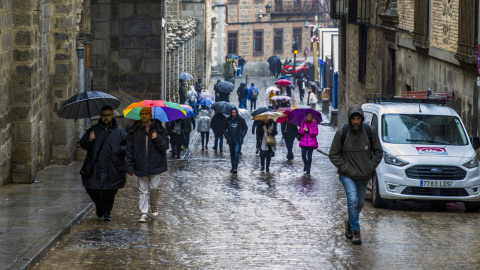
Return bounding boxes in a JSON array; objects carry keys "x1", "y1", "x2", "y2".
[
  {"x1": 332, "y1": 0, "x2": 480, "y2": 135},
  {"x1": 212, "y1": 0, "x2": 334, "y2": 74},
  {"x1": 0, "y1": 0, "x2": 213, "y2": 187}
]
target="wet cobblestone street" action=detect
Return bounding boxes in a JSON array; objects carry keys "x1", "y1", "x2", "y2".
[{"x1": 34, "y1": 77, "x2": 480, "y2": 269}]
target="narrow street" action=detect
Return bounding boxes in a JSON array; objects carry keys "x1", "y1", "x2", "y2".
[{"x1": 34, "y1": 76, "x2": 480, "y2": 269}]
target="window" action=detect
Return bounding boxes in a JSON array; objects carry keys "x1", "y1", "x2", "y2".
[
  {"x1": 348, "y1": 0, "x2": 358, "y2": 22},
  {"x1": 293, "y1": 27, "x2": 302, "y2": 51},
  {"x1": 274, "y1": 0, "x2": 283, "y2": 12},
  {"x1": 455, "y1": 0, "x2": 479, "y2": 63},
  {"x1": 330, "y1": 0, "x2": 346, "y2": 19},
  {"x1": 253, "y1": 30, "x2": 264, "y2": 55},
  {"x1": 228, "y1": 32, "x2": 238, "y2": 55},
  {"x1": 358, "y1": 0, "x2": 370, "y2": 24},
  {"x1": 294, "y1": 0, "x2": 302, "y2": 9},
  {"x1": 413, "y1": 0, "x2": 430, "y2": 48},
  {"x1": 358, "y1": 24, "x2": 367, "y2": 83},
  {"x1": 273, "y1": 29, "x2": 283, "y2": 53}
]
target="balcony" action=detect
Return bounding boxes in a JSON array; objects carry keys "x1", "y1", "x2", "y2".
[{"x1": 271, "y1": 0, "x2": 325, "y2": 17}]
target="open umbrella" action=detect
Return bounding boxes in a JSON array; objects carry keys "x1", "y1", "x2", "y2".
[
  {"x1": 216, "y1": 81, "x2": 235, "y2": 93},
  {"x1": 180, "y1": 104, "x2": 194, "y2": 117},
  {"x1": 197, "y1": 98, "x2": 215, "y2": 106},
  {"x1": 275, "y1": 79, "x2": 292, "y2": 86},
  {"x1": 123, "y1": 100, "x2": 186, "y2": 122},
  {"x1": 276, "y1": 76, "x2": 290, "y2": 81},
  {"x1": 179, "y1": 72, "x2": 194, "y2": 80},
  {"x1": 275, "y1": 107, "x2": 293, "y2": 123},
  {"x1": 251, "y1": 107, "x2": 273, "y2": 117},
  {"x1": 199, "y1": 91, "x2": 215, "y2": 100},
  {"x1": 287, "y1": 108, "x2": 322, "y2": 126},
  {"x1": 226, "y1": 54, "x2": 237, "y2": 59},
  {"x1": 238, "y1": 108, "x2": 251, "y2": 120},
  {"x1": 265, "y1": 86, "x2": 280, "y2": 94},
  {"x1": 271, "y1": 95, "x2": 292, "y2": 101},
  {"x1": 252, "y1": 111, "x2": 286, "y2": 122},
  {"x1": 211, "y1": 101, "x2": 237, "y2": 115},
  {"x1": 57, "y1": 91, "x2": 121, "y2": 120},
  {"x1": 267, "y1": 55, "x2": 280, "y2": 63},
  {"x1": 308, "y1": 81, "x2": 319, "y2": 93}
]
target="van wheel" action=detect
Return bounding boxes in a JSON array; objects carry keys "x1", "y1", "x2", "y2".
[
  {"x1": 372, "y1": 173, "x2": 386, "y2": 208},
  {"x1": 464, "y1": 202, "x2": 480, "y2": 212}
]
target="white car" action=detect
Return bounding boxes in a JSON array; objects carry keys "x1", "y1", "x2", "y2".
[{"x1": 362, "y1": 101, "x2": 480, "y2": 210}]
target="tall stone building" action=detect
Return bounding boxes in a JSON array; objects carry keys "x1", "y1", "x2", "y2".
[
  {"x1": 331, "y1": 0, "x2": 480, "y2": 135},
  {"x1": 212, "y1": 0, "x2": 334, "y2": 74},
  {"x1": 0, "y1": 0, "x2": 212, "y2": 187}
]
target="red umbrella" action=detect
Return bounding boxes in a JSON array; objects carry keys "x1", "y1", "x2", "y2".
[
  {"x1": 274, "y1": 79, "x2": 292, "y2": 86},
  {"x1": 275, "y1": 107, "x2": 293, "y2": 123}
]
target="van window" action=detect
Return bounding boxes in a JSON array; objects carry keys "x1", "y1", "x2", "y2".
[
  {"x1": 363, "y1": 112, "x2": 373, "y2": 125},
  {"x1": 381, "y1": 114, "x2": 468, "y2": 145}
]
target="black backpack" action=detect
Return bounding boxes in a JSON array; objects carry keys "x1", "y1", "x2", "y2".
[{"x1": 342, "y1": 123, "x2": 373, "y2": 147}]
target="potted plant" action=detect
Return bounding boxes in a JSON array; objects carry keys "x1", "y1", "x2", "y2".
[{"x1": 222, "y1": 60, "x2": 235, "y2": 84}]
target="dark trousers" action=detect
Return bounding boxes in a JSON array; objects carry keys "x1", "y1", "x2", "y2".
[
  {"x1": 255, "y1": 133, "x2": 262, "y2": 151},
  {"x1": 214, "y1": 134, "x2": 223, "y2": 151},
  {"x1": 261, "y1": 156, "x2": 271, "y2": 170},
  {"x1": 285, "y1": 137, "x2": 295, "y2": 159},
  {"x1": 201, "y1": 132, "x2": 209, "y2": 148},
  {"x1": 299, "y1": 87, "x2": 305, "y2": 100},
  {"x1": 172, "y1": 143, "x2": 181, "y2": 157},
  {"x1": 229, "y1": 141, "x2": 241, "y2": 169},
  {"x1": 184, "y1": 131, "x2": 191, "y2": 148},
  {"x1": 270, "y1": 69, "x2": 276, "y2": 77},
  {"x1": 301, "y1": 147, "x2": 314, "y2": 173},
  {"x1": 85, "y1": 188, "x2": 118, "y2": 216},
  {"x1": 250, "y1": 100, "x2": 257, "y2": 111}
]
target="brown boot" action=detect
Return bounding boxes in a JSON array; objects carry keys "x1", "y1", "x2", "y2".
[
  {"x1": 345, "y1": 219, "x2": 353, "y2": 239},
  {"x1": 352, "y1": 231, "x2": 362, "y2": 245}
]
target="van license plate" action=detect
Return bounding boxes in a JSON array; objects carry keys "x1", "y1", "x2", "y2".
[{"x1": 420, "y1": 180, "x2": 453, "y2": 188}]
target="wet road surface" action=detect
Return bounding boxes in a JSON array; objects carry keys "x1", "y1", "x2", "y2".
[{"x1": 34, "y1": 77, "x2": 480, "y2": 269}]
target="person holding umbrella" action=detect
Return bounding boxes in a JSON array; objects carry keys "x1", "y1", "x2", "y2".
[
  {"x1": 211, "y1": 111, "x2": 226, "y2": 152},
  {"x1": 214, "y1": 79, "x2": 221, "y2": 101},
  {"x1": 126, "y1": 107, "x2": 170, "y2": 223},
  {"x1": 168, "y1": 118, "x2": 186, "y2": 159},
  {"x1": 297, "y1": 111, "x2": 319, "y2": 175},
  {"x1": 187, "y1": 86, "x2": 198, "y2": 116},
  {"x1": 223, "y1": 108, "x2": 248, "y2": 173},
  {"x1": 179, "y1": 80, "x2": 187, "y2": 105},
  {"x1": 197, "y1": 109, "x2": 211, "y2": 151},
  {"x1": 258, "y1": 118, "x2": 278, "y2": 172},
  {"x1": 248, "y1": 83, "x2": 259, "y2": 112},
  {"x1": 79, "y1": 105, "x2": 127, "y2": 222}
]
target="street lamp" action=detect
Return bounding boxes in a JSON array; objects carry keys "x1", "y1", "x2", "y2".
[
  {"x1": 265, "y1": 3, "x2": 272, "y2": 13},
  {"x1": 258, "y1": 10, "x2": 264, "y2": 21}
]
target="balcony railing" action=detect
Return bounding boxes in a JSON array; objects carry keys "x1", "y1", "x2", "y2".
[{"x1": 272, "y1": 0, "x2": 324, "y2": 15}]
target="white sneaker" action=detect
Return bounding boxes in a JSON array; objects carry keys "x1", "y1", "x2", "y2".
[
  {"x1": 151, "y1": 205, "x2": 159, "y2": 217},
  {"x1": 138, "y1": 214, "x2": 148, "y2": 223}
]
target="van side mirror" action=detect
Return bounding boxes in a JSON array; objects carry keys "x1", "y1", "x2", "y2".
[{"x1": 470, "y1": 136, "x2": 480, "y2": 150}]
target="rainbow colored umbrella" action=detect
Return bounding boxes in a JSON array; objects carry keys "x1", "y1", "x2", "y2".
[
  {"x1": 180, "y1": 104, "x2": 194, "y2": 117},
  {"x1": 123, "y1": 100, "x2": 186, "y2": 122}
]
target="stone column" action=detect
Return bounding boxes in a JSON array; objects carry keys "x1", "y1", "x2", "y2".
[{"x1": 174, "y1": 43, "x2": 180, "y2": 103}]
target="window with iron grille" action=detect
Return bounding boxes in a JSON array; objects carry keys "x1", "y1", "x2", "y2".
[
  {"x1": 413, "y1": 0, "x2": 430, "y2": 48},
  {"x1": 275, "y1": 0, "x2": 283, "y2": 12},
  {"x1": 341, "y1": 19, "x2": 346, "y2": 72},
  {"x1": 253, "y1": 30, "x2": 264, "y2": 55},
  {"x1": 348, "y1": 0, "x2": 358, "y2": 22},
  {"x1": 358, "y1": 0, "x2": 370, "y2": 24},
  {"x1": 294, "y1": 0, "x2": 302, "y2": 10},
  {"x1": 330, "y1": 0, "x2": 346, "y2": 19},
  {"x1": 228, "y1": 32, "x2": 238, "y2": 55},
  {"x1": 358, "y1": 24, "x2": 367, "y2": 83},
  {"x1": 293, "y1": 27, "x2": 302, "y2": 51},
  {"x1": 274, "y1": 29, "x2": 283, "y2": 53},
  {"x1": 455, "y1": 0, "x2": 479, "y2": 63}
]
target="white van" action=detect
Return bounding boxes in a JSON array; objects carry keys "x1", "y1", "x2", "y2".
[{"x1": 362, "y1": 101, "x2": 480, "y2": 210}]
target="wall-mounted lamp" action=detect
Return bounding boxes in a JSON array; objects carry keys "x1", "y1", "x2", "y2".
[
  {"x1": 265, "y1": 3, "x2": 272, "y2": 13},
  {"x1": 304, "y1": 20, "x2": 310, "y2": 28}
]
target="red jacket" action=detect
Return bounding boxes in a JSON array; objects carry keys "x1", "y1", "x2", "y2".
[{"x1": 298, "y1": 120, "x2": 318, "y2": 148}]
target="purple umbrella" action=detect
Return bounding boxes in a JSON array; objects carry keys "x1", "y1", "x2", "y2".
[
  {"x1": 287, "y1": 108, "x2": 322, "y2": 126},
  {"x1": 199, "y1": 91, "x2": 215, "y2": 101}
]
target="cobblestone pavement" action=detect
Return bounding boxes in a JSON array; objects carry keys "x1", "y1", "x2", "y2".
[{"x1": 34, "y1": 76, "x2": 480, "y2": 269}]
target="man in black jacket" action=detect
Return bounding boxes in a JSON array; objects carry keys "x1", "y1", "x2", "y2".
[
  {"x1": 179, "y1": 80, "x2": 187, "y2": 104},
  {"x1": 80, "y1": 106, "x2": 127, "y2": 221},
  {"x1": 126, "y1": 107, "x2": 170, "y2": 223},
  {"x1": 281, "y1": 119, "x2": 298, "y2": 160},
  {"x1": 210, "y1": 111, "x2": 226, "y2": 152},
  {"x1": 223, "y1": 108, "x2": 248, "y2": 173}
]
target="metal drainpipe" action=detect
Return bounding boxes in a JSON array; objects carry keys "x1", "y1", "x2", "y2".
[{"x1": 77, "y1": 39, "x2": 86, "y2": 139}]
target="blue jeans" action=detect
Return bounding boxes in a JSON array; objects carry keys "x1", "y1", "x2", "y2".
[
  {"x1": 214, "y1": 134, "x2": 223, "y2": 151},
  {"x1": 301, "y1": 147, "x2": 314, "y2": 173},
  {"x1": 229, "y1": 141, "x2": 240, "y2": 169},
  {"x1": 339, "y1": 175, "x2": 368, "y2": 232},
  {"x1": 240, "y1": 98, "x2": 247, "y2": 109},
  {"x1": 285, "y1": 137, "x2": 295, "y2": 159},
  {"x1": 239, "y1": 65, "x2": 244, "y2": 75},
  {"x1": 250, "y1": 100, "x2": 257, "y2": 111},
  {"x1": 189, "y1": 101, "x2": 198, "y2": 116}
]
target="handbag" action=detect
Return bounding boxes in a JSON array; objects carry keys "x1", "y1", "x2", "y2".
[{"x1": 266, "y1": 135, "x2": 276, "y2": 146}]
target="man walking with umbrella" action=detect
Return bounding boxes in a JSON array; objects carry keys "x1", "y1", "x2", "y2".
[
  {"x1": 223, "y1": 108, "x2": 248, "y2": 173},
  {"x1": 211, "y1": 111, "x2": 226, "y2": 152},
  {"x1": 80, "y1": 105, "x2": 127, "y2": 221}
]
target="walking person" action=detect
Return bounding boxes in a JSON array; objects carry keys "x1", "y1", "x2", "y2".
[
  {"x1": 211, "y1": 111, "x2": 226, "y2": 152},
  {"x1": 168, "y1": 118, "x2": 185, "y2": 159},
  {"x1": 183, "y1": 114, "x2": 195, "y2": 150},
  {"x1": 179, "y1": 80, "x2": 187, "y2": 105},
  {"x1": 187, "y1": 86, "x2": 198, "y2": 116},
  {"x1": 298, "y1": 111, "x2": 319, "y2": 175},
  {"x1": 269, "y1": 59, "x2": 276, "y2": 78},
  {"x1": 238, "y1": 56, "x2": 246, "y2": 76},
  {"x1": 252, "y1": 120, "x2": 262, "y2": 155},
  {"x1": 197, "y1": 109, "x2": 211, "y2": 151},
  {"x1": 126, "y1": 107, "x2": 170, "y2": 223},
  {"x1": 329, "y1": 104, "x2": 383, "y2": 245},
  {"x1": 308, "y1": 87, "x2": 318, "y2": 110},
  {"x1": 285, "y1": 84, "x2": 292, "y2": 97},
  {"x1": 80, "y1": 106, "x2": 127, "y2": 221},
  {"x1": 275, "y1": 59, "x2": 283, "y2": 78},
  {"x1": 258, "y1": 119, "x2": 278, "y2": 172},
  {"x1": 296, "y1": 73, "x2": 305, "y2": 101},
  {"x1": 223, "y1": 108, "x2": 248, "y2": 173},
  {"x1": 281, "y1": 119, "x2": 298, "y2": 160},
  {"x1": 248, "y1": 83, "x2": 259, "y2": 111},
  {"x1": 237, "y1": 82, "x2": 249, "y2": 109},
  {"x1": 214, "y1": 79, "x2": 221, "y2": 102}
]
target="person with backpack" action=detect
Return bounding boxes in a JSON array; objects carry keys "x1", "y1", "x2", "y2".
[
  {"x1": 328, "y1": 104, "x2": 383, "y2": 245},
  {"x1": 298, "y1": 111, "x2": 318, "y2": 175},
  {"x1": 187, "y1": 86, "x2": 198, "y2": 116},
  {"x1": 168, "y1": 118, "x2": 185, "y2": 159},
  {"x1": 248, "y1": 83, "x2": 259, "y2": 111},
  {"x1": 197, "y1": 109, "x2": 211, "y2": 151}
]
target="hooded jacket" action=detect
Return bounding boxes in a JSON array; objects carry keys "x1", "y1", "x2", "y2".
[
  {"x1": 223, "y1": 112, "x2": 248, "y2": 145},
  {"x1": 126, "y1": 119, "x2": 170, "y2": 177},
  {"x1": 210, "y1": 113, "x2": 227, "y2": 136},
  {"x1": 328, "y1": 104, "x2": 383, "y2": 181},
  {"x1": 179, "y1": 82, "x2": 187, "y2": 104},
  {"x1": 298, "y1": 117, "x2": 319, "y2": 148},
  {"x1": 237, "y1": 83, "x2": 248, "y2": 101},
  {"x1": 197, "y1": 110, "x2": 211, "y2": 133},
  {"x1": 80, "y1": 118, "x2": 127, "y2": 189}
]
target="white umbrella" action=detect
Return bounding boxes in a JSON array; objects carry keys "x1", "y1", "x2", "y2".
[
  {"x1": 265, "y1": 86, "x2": 280, "y2": 94},
  {"x1": 271, "y1": 95, "x2": 291, "y2": 101},
  {"x1": 238, "y1": 108, "x2": 251, "y2": 119}
]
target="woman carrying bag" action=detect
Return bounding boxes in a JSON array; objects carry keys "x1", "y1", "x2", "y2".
[
  {"x1": 259, "y1": 119, "x2": 278, "y2": 172},
  {"x1": 298, "y1": 112, "x2": 318, "y2": 175}
]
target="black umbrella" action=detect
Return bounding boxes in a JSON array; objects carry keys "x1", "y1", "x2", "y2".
[
  {"x1": 216, "y1": 81, "x2": 235, "y2": 93},
  {"x1": 251, "y1": 107, "x2": 273, "y2": 117},
  {"x1": 308, "y1": 81, "x2": 319, "y2": 93},
  {"x1": 211, "y1": 101, "x2": 237, "y2": 115},
  {"x1": 267, "y1": 55, "x2": 280, "y2": 63},
  {"x1": 179, "y1": 72, "x2": 194, "y2": 80},
  {"x1": 57, "y1": 91, "x2": 121, "y2": 120}
]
